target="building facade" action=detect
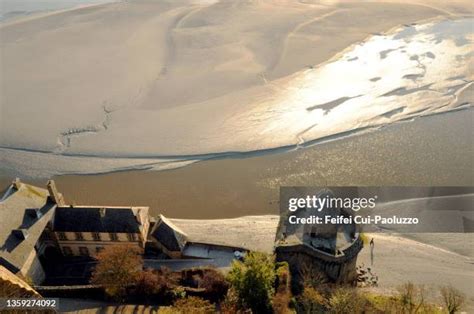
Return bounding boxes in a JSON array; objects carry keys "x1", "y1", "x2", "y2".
[{"x1": 51, "y1": 206, "x2": 150, "y2": 257}]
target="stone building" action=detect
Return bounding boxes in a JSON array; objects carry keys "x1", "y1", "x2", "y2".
[
  {"x1": 148, "y1": 215, "x2": 249, "y2": 268},
  {"x1": 0, "y1": 179, "x2": 150, "y2": 284},
  {"x1": 275, "y1": 189, "x2": 363, "y2": 288},
  {"x1": 0, "y1": 179, "x2": 55, "y2": 285},
  {"x1": 51, "y1": 205, "x2": 150, "y2": 257}
]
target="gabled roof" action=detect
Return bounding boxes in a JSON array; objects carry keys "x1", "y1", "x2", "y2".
[
  {"x1": 169, "y1": 215, "x2": 279, "y2": 253},
  {"x1": 0, "y1": 181, "x2": 55, "y2": 273},
  {"x1": 150, "y1": 215, "x2": 187, "y2": 252},
  {"x1": 53, "y1": 206, "x2": 147, "y2": 233}
]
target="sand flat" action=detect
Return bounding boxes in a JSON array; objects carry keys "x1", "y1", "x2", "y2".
[
  {"x1": 1, "y1": 0, "x2": 473, "y2": 179},
  {"x1": 359, "y1": 233, "x2": 474, "y2": 310}
]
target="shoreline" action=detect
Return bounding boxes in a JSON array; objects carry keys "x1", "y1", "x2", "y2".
[
  {"x1": 2, "y1": 106, "x2": 471, "y2": 220},
  {"x1": 0, "y1": 98, "x2": 472, "y2": 181}
]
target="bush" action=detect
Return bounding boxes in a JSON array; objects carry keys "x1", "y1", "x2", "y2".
[
  {"x1": 158, "y1": 296, "x2": 215, "y2": 313},
  {"x1": 199, "y1": 268, "x2": 229, "y2": 301},
  {"x1": 440, "y1": 285, "x2": 465, "y2": 314},
  {"x1": 299, "y1": 263, "x2": 328, "y2": 291},
  {"x1": 133, "y1": 268, "x2": 169, "y2": 296},
  {"x1": 220, "y1": 288, "x2": 244, "y2": 314},
  {"x1": 273, "y1": 262, "x2": 293, "y2": 313},
  {"x1": 296, "y1": 286, "x2": 327, "y2": 313},
  {"x1": 328, "y1": 287, "x2": 367, "y2": 314},
  {"x1": 227, "y1": 252, "x2": 276, "y2": 313}
]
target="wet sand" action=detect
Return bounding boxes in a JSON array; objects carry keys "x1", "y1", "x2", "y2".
[
  {"x1": 1, "y1": 0, "x2": 473, "y2": 178},
  {"x1": 8, "y1": 108, "x2": 461, "y2": 219},
  {"x1": 359, "y1": 233, "x2": 474, "y2": 311}
]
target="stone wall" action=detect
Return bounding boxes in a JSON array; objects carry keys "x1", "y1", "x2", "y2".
[
  {"x1": 275, "y1": 238, "x2": 362, "y2": 290},
  {"x1": 20, "y1": 250, "x2": 45, "y2": 285}
]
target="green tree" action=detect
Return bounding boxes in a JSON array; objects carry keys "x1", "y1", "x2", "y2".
[{"x1": 227, "y1": 251, "x2": 276, "y2": 313}]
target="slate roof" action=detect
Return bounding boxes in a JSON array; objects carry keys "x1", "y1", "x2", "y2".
[
  {"x1": 169, "y1": 215, "x2": 279, "y2": 253},
  {"x1": 53, "y1": 206, "x2": 146, "y2": 233},
  {"x1": 150, "y1": 215, "x2": 187, "y2": 252},
  {"x1": 0, "y1": 181, "x2": 55, "y2": 273}
]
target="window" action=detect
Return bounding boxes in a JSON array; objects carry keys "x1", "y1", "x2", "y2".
[
  {"x1": 109, "y1": 233, "x2": 118, "y2": 241},
  {"x1": 96, "y1": 247, "x2": 104, "y2": 254},
  {"x1": 57, "y1": 232, "x2": 67, "y2": 241},
  {"x1": 79, "y1": 247, "x2": 89, "y2": 256},
  {"x1": 92, "y1": 232, "x2": 101, "y2": 241},
  {"x1": 63, "y1": 246, "x2": 72, "y2": 256},
  {"x1": 127, "y1": 233, "x2": 136, "y2": 241},
  {"x1": 75, "y1": 232, "x2": 84, "y2": 241}
]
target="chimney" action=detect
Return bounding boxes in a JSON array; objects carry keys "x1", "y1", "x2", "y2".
[
  {"x1": 47, "y1": 180, "x2": 65, "y2": 206},
  {"x1": 99, "y1": 208, "x2": 106, "y2": 218},
  {"x1": 12, "y1": 178, "x2": 21, "y2": 190}
]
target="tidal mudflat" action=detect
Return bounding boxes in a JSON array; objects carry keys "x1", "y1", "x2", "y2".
[
  {"x1": 1, "y1": 1, "x2": 473, "y2": 179},
  {"x1": 1, "y1": 0, "x2": 473, "y2": 309}
]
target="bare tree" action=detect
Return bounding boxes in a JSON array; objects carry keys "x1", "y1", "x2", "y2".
[{"x1": 440, "y1": 285, "x2": 465, "y2": 314}]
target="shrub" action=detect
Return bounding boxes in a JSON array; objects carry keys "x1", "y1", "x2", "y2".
[
  {"x1": 299, "y1": 263, "x2": 328, "y2": 290},
  {"x1": 199, "y1": 268, "x2": 229, "y2": 301},
  {"x1": 273, "y1": 262, "x2": 293, "y2": 313},
  {"x1": 158, "y1": 296, "x2": 215, "y2": 313},
  {"x1": 172, "y1": 286, "x2": 187, "y2": 299},
  {"x1": 440, "y1": 285, "x2": 465, "y2": 314},
  {"x1": 227, "y1": 251, "x2": 276, "y2": 314},
  {"x1": 328, "y1": 287, "x2": 367, "y2": 314},
  {"x1": 220, "y1": 288, "x2": 244, "y2": 314},
  {"x1": 134, "y1": 268, "x2": 169, "y2": 296},
  {"x1": 295, "y1": 286, "x2": 327, "y2": 313}
]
